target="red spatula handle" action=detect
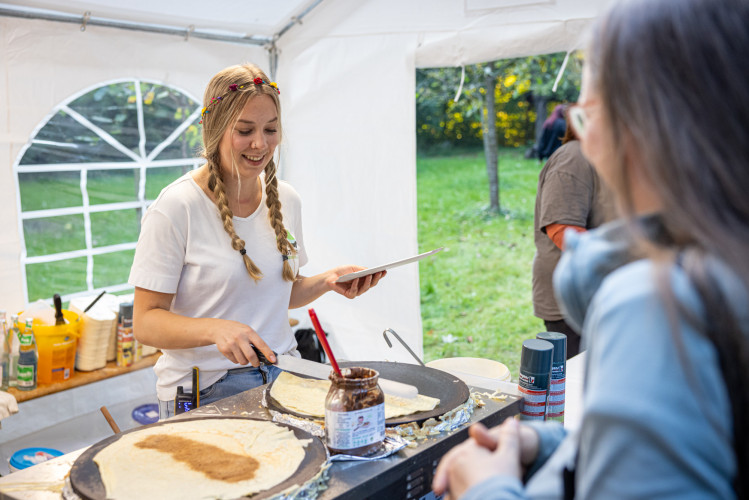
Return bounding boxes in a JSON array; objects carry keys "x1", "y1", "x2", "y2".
[{"x1": 308, "y1": 308, "x2": 342, "y2": 377}]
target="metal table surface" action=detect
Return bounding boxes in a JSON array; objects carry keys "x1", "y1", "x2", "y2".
[{"x1": 0, "y1": 384, "x2": 521, "y2": 500}]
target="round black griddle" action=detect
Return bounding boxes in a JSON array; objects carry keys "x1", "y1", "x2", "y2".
[
  {"x1": 69, "y1": 417, "x2": 327, "y2": 500},
  {"x1": 266, "y1": 361, "x2": 470, "y2": 426}
]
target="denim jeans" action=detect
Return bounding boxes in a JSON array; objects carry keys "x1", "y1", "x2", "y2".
[{"x1": 158, "y1": 364, "x2": 282, "y2": 420}]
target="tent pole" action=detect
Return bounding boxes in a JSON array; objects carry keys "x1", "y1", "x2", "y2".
[
  {"x1": 268, "y1": 44, "x2": 279, "y2": 82},
  {"x1": 0, "y1": 4, "x2": 271, "y2": 46},
  {"x1": 274, "y1": 0, "x2": 325, "y2": 42}
]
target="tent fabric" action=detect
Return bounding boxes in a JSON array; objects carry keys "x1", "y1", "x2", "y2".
[{"x1": 1, "y1": 0, "x2": 614, "y2": 363}]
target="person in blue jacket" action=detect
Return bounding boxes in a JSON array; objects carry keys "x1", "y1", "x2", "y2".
[{"x1": 433, "y1": 0, "x2": 749, "y2": 498}]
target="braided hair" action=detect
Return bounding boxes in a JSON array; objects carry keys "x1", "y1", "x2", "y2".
[{"x1": 200, "y1": 63, "x2": 297, "y2": 282}]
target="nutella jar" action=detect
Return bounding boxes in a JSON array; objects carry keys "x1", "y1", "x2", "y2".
[{"x1": 325, "y1": 367, "x2": 386, "y2": 456}]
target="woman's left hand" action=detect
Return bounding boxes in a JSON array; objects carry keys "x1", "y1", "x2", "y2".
[{"x1": 327, "y1": 266, "x2": 386, "y2": 299}]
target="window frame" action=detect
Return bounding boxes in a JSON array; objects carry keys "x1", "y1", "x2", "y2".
[{"x1": 13, "y1": 78, "x2": 204, "y2": 303}]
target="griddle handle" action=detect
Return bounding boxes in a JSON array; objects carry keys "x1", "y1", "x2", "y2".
[{"x1": 383, "y1": 328, "x2": 426, "y2": 366}]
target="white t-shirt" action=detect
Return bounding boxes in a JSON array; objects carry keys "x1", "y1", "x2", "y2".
[{"x1": 128, "y1": 172, "x2": 308, "y2": 401}]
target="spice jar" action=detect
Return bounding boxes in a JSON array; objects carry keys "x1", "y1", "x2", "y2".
[{"x1": 325, "y1": 367, "x2": 385, "y2": 456}]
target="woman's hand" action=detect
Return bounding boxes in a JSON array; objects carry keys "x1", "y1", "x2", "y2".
[
  {"x1": 326, "y1": 266, "x2": 386, "y2": 299},
  {"x1": 209, "y1": 319, "x2": 276, "y2": 366},
  {"x1": 432, "y1": 418, "x2": 536, "y2": 499}
]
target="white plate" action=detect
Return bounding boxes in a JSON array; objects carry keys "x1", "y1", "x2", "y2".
[{"x1": 335, "y1": 247, "x2": 444, "y2": 283}]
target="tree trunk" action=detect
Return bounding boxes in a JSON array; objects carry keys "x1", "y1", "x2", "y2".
[
  {"x1": 534, "y1": 96, "x2": 549, "y2": 145},
  {"x1": 483, "y1": 72, "x2": 500, "y2": 212}
]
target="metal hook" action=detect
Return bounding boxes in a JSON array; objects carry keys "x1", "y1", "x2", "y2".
[
  {"x1": 80, "y1": 11, "x2": 91, "y2": 32},
  {"x1": 383, "y1": 328, "x2": 425, "y2": 366}
]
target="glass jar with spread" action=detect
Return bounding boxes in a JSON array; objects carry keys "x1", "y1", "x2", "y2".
[{"x1": 324, "y1": 367, "x2": 385, "y2": 456}]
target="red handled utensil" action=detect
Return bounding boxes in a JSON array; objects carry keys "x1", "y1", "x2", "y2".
[{"x1": 308, "y1": 308, "x2": 342, "y2": 377}]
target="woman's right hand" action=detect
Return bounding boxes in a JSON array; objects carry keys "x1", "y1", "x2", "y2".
[
  {"x1": 209, "y1": 319, "x2": 276, "y2": 366},
  {"x1": 432, "y1": 418, "x2": 540, "y2": 498}
]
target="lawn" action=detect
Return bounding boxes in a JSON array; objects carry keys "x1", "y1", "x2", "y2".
[{"x1": 417, "y1": 146, "x2": 543, "y2": 380}]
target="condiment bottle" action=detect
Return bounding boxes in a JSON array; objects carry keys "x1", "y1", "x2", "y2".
[
  {"x1": 0, "y1": 310, "x2": 8, "y2": 390},
  {"x1": 8, "y1": 315, "x2": 21, "y2": 388},
  {"x1": 17, "y1": 319, "x2": 38, "y2": 391},
  {"x1": 116, "y1": 302, "x2": 134, "y2": 367},
  {"x1": 325, "y1": 367, "x2": 385, "y2": 456}
]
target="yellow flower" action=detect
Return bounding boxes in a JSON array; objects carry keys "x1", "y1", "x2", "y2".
[{"x1": 269, "y1": 82, "x2": 278, "y2": 89}]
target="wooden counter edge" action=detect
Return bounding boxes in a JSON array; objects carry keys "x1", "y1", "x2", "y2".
[{"x1": 8, "y1": 352, "x2": 161, "y2": 403}]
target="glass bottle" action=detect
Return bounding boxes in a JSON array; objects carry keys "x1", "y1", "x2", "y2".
[
  {"x1": 8, "y1": 315, "x2": 21, "y2": 388},
  {"x1": 17, "y1": 318, "x2": 38, "y2": 391},
  {"x1": 0, "y1": 310, "x2": 8, "y2": 390},
  {"x1": 324, "y1": 367, "x2": 385, "y2": 456}
]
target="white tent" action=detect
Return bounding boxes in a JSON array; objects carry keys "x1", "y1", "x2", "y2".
[{"x1": 0, "y1": 0, "x2": 613, "y2": 363}]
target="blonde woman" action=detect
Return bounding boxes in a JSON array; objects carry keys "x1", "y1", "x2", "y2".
[
  {"x1": 435, "y1": 0, "x2": 748, "y2": 497},
  {"x1": 129, "y1": 64, "x2": 384, "y2": 419}
]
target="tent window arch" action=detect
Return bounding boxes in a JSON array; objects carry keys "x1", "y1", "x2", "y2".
[{"x1": 14, "y1": 79, "x2": 204, "y2": 303}]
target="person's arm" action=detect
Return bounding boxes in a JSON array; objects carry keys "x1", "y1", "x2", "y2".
[
  {"x1": 432, "y1": 418, "x2": 564, "y2": 500},
  {"x1": 133, "y1": 287, "x2": 276, "y2": 366},
  {"x1": 575, "y1": 262, "x2": 735, "y2": 498},
  {"x1": 288, "y1": 267, "x2": 385, "y2": 309},
  {"x1": 544, "y1": 223, "x2": 586, "y2": 250}
]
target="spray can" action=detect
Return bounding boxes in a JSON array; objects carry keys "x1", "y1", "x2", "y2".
[
  {"x1": 518, "y1": 338, "x2": 554, "y2": 420},
  {"x1": 116, "y1": 302, "x2": 134, "y2": 367},
  {"x1": 537, "y1": 332, "x2": 567, "y2": 422}
]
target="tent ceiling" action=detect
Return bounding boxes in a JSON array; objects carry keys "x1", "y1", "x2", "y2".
[{"x1": 0, "y1": 0, "x2": 318, "y2": 41}]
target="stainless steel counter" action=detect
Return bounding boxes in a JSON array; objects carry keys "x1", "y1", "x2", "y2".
[{"x1": 0, "y1": 384, "x2": 522, "y2": 500}]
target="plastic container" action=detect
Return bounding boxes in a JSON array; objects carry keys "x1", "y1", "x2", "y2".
[
  {"x1": 8, "y1": 447, "x2": 63, "y2": 472},
  {"x1": 325, "y1": 367, "x2": 385, "y2": 457},
  {"x1": 17, "y1": 310, "x2": 80, "y2": 385},
  {"x1": 426, "y1": 357, "x2": 511, "y2": 391}
]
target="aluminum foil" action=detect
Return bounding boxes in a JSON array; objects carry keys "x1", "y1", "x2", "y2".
[
  {"x1": 268, "y1": 463, "x2": 331, "y2": 500},
  {"x1": 392, "y1": 393, "x2": 483, "y2": 442}
]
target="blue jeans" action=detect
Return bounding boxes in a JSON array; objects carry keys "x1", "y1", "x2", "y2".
[{"x1": 158, "y1": 364, "x2": 282, "y2": 420}]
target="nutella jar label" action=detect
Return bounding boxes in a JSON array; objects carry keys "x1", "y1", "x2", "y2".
[{"x1": 325, "y1": 403, "x2": 385, "y2": 451}]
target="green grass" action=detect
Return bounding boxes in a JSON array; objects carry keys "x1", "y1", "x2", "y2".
[{"x1": 418, "y1": 146, "x2": 543, "y2": 380}]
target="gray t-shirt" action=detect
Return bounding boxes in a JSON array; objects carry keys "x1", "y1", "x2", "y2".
[{"x1": 532, "y1": 140, "x2": 611, "y2": 321}]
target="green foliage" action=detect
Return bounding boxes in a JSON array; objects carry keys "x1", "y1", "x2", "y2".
[
  {"x1": 418, "y1": 147, "x2": 543, "y2": 379},
  {"x1": 416, "y1": 52, "x2": 583, "y2": 150}
]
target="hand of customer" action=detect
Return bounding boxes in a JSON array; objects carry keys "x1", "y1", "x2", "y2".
[
  {"x1": 0, "y1": 391, "x2": 19, "y2": 421},
  {"x1": 432, "y1": 418, "x2": 528, "y2": 499}
]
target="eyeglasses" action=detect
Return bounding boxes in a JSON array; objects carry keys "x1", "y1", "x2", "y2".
[{"x1": 568, "y1": 104, "x2": 587, "y2": 137}]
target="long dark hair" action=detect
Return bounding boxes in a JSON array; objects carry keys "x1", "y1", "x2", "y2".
[{"x1": 589, "y1": 0, "x2": 749, "y2": 496}]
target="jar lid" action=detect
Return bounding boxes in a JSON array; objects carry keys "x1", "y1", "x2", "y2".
[
  {"x1": 520, "y1": 338, "x2": 554, "y2": 374},
  {"x1": 9, "y1": 447, "x2": 63, "y2": 470},
  {"x1": 536, "y1": 332, "x2": 567, "y2": 363}
]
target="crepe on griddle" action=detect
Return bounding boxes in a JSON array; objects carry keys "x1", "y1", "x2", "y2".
[
  {"x1": 94, "y1": 418, "x2": 309, "y2": 500},
  {"x1": 269, "y1": 371, "x2": 440, "y2": 419}
]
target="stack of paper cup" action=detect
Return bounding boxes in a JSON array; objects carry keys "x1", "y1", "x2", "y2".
[{"x1": 69, "y1": 296, "x2": 117, "y2": 371}]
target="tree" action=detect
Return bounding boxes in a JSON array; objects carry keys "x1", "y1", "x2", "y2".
[{"x1": 415, "y1": 52, "x2": 583, "y2": 212}]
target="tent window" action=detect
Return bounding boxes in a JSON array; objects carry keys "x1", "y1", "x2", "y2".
[{"x1": 14, "y1": 79, "x2": 203, "y2": 303}]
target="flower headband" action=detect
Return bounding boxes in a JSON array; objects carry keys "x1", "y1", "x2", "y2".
[{"x1": 199, "y1": 77, "x2": 280, "y2": 124}]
